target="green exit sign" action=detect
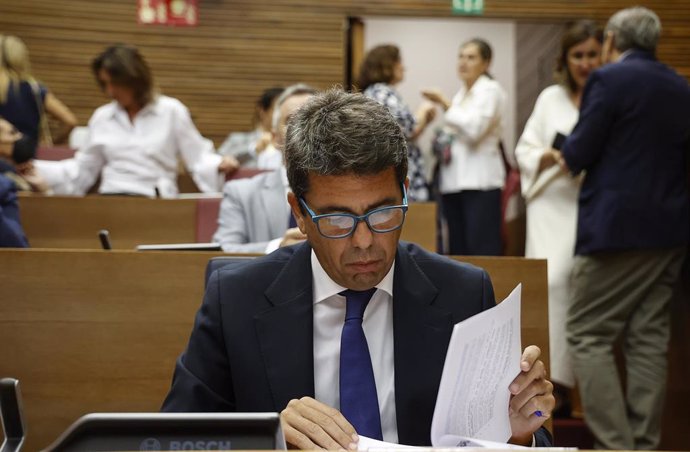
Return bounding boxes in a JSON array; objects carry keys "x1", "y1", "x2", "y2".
[{"x1": 452, "y1": 0, "x2": 484, "y2": 15}]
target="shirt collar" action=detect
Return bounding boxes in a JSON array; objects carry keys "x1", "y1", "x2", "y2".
[
  {"x1": 618, "y1": 49, "x2": 634, "y2": 61},
  {"x1": 311, "y1": 249, "x2": 395, "y2": 304},
  {"x1": 109, "y1": 95, "x2": 161, "y2": 120}
]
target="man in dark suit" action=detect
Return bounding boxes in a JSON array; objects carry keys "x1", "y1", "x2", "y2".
[
  {"x1": 560, "y1": 6, "x2": 690, "y2": 450},
  {"x1": 163, "y1": 90, "x2": 554, "y2": 448}
]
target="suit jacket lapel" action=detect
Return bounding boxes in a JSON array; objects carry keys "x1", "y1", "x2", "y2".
[
  {"x1": 255, "y1": 243, "x2": 315, "y2": 411},
  {"x1": 392, "y1": 244, "x2": 455, "y2": 445},
  {"x1": 260, "y1": 170, "x2": 289, "y2": 238}
]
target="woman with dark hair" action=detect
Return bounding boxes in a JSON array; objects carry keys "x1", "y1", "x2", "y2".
[
  {"x1": 358, "y1": 44, "x2": 436, "y2": 201},
  {"x1": 423, "y1": 38, "x2": 506, "y2": 256},
  {"x1": 33, "y1": 44, "x2": 238, "y2": 197},
  {"x1": 514, "y1": 20, "x2": 602, "y2": 407}
]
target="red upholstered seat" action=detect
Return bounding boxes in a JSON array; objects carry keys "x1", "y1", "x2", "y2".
[
  {"x1": 36, "y1": 146, "x2": 75, "y2": 161},
  {"x1": 195, "y1": 197, "x2": 222, "y2": 243}
]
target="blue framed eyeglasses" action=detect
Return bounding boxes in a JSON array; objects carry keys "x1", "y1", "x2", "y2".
[{"x1": 299, "y1": 184, "x2": 408, "y2": 239}]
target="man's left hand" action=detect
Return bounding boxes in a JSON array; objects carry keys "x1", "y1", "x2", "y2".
[{"x1": 508, "y1": 345, "x2": 555, "y2": 446}]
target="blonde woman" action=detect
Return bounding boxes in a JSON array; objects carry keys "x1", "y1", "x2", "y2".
[{"x1": 0, "y1": 35, "x2": 77, "y2": 145}]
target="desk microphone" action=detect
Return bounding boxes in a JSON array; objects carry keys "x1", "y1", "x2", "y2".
[
  {"x1": 0, "y1": 378, "x2": 26, "y2": 452},
  {"x1": 98, "y1": 230, "x2": 112, "y2": 250}
]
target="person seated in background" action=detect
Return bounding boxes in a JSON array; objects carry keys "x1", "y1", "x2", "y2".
[
  {"x1": 0, "y1": 34, "x2": 78, "y2": 180},
  {"x1": 31, "y1": 44, "x2": 238, "y2": 198},
  {"x1": 0, "y1": 118, "x2": 28, "y2": 247},
  {"x1": 212, "y1": 84, "x2": 315, "y2": 253},
  {"x1": 358, "y1": 44, "x2": 436, "y2": 201},
  {"x1": 218, "y1": 86, "x2": 284, "y2": 168},
  {"x1": 162, "y1": 89, "x2": 554, "y2": 448}
]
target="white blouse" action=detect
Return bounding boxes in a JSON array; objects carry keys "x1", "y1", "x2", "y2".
[
  {"x1": 36, "y1": 95, "x2": 223, "y2": 198},
  {"x1": 440, "y1": 75, "x2": 507, "y2": 194}
]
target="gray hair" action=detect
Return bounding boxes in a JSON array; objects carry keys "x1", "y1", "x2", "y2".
[
  {"x1": 285, "y1": 88, "x2": 408, "y2": 199},
  {"x1": 606, "y1": 6, "x2": 661, "y2": 53},
  {"x1": 271, "y1": 83, "x2": 318, "y2": 133}
]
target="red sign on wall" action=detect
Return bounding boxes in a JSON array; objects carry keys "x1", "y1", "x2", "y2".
[{"x1": 137, "y1": 0, "x2": 198, "y2": 26}]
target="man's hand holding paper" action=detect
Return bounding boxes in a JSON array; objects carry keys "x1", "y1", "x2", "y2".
[{"x1": 508, "y1": 346, "x2": 555, "y2": 446}]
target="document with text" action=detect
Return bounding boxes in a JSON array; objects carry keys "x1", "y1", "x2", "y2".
[{"x1": 359, "y1": 284, "x2": 524, "y2": 450}]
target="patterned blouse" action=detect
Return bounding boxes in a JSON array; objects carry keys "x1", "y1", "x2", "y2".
[{"x1": 364, "y1": 83, "x2": 429, "y2": 201}]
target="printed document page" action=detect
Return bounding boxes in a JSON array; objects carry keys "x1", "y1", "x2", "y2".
[
  {"x1": 357, "y1": 285, "x2": 523, "y2": 450},
  {"x1": 430, "y1": 284, "x2": 522, "y2": 444}
]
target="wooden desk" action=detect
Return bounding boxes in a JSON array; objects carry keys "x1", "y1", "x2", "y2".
[
  {"x1": 0, "y1": 249, "x2": 549, "y2": 450},
  {"x1": 19, "y1": 195, "x2": 197, "y2": 249},
  {"x1": 18, "y1": 195, "x2": 438, "y2": 252}
]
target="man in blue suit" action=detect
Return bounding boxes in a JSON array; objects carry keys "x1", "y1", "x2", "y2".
[
  {"x1": 560, "y1": 7, "x2": 690, "y2": 450},
  {"x1": 163, "y1": 90, "x2": 554, "y2": 448}
]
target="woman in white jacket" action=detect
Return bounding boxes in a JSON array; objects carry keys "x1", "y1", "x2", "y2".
[
  {"x1": 514, "y1": 21, "x2": 602, "y2": 404},
  {"x1": 424, "y1": 38, "x2": 506, "y2": 255}
]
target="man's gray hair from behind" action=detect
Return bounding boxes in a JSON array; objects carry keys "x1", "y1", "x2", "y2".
[
  {"x1": 606, "y1": 6, "x2": 661, "y2": 53},
  {"x1": 284, "y1": 88, "x2": 408, "y2": 200},
  {"x1": 270, "y1": 83, "x2": 318, "y2": 133}
]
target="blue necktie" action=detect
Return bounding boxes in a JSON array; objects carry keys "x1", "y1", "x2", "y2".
[{"x1": 339, "y1": 288, "x2": 383, "y2": 440}]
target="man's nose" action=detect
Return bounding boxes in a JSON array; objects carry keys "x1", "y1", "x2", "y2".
[{"x1": 350, "y1": 219, "x2": 373, "y2": 249}]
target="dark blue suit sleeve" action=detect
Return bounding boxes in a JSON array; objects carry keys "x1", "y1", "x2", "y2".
[
  {"x1": 161, "y1": 269, "x2": 236, "y2": 412},
  {"x1": 561, "y1": 71, "x2": 615, "y2": 174},
  {"x1": 0, "y1": 176, "x2": 28, "y2": 248},
  {"x1": 534, "y1": 427, "x2": 553, "y2": 446}
]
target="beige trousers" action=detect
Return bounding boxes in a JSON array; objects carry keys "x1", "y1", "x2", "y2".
[{"x1": 566, "y1": 247, "x2": 685, "y2": 450}]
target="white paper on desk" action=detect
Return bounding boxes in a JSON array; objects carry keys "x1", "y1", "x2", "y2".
[
  {"x1": 358, "y1": 434, "x2": 528, "y2": 450},
  {"x1": 430, "y1": 284, "x2": 522, "y2": 444}
]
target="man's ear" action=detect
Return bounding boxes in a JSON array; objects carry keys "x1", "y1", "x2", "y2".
[{"x1": 287, "y1": 192, "x2": 306, "y2": 233}]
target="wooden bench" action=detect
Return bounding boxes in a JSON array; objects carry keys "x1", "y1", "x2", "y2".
[
  {"x1": 0, "y1": 249, "x2": 547, "y2": 450},
  {"x1": 18, "y1": 195, "x2": 438, "y2": 252}
]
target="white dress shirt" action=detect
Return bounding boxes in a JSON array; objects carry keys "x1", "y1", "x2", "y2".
[
  {"x1": 440, "y1": 75, "x2": 507, "y2": 194},
  {"x1": 35, "y1": 95, "x2": 223, "y2": 198},
  {"x1": 311, "y1": 251, "x2": 398, "y2": 443}
]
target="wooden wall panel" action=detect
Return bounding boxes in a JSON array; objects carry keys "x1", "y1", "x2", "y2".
[{"x1": 1, "y1": 1, "x2": 687, "y2": 147}]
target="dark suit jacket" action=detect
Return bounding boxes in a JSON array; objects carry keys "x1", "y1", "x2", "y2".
[
  {"x1": 162, "y1": 241, "x2": 551, "y2": 446},
  {"x1": 0, "y1": 175, "x2": 28, "y2": 248},
  {"x1": 562, "y1": 50, "x2": 690, "y2": 255}
]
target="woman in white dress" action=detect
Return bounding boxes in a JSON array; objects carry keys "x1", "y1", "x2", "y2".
[
  {"x1": 514, "y1": 21, "x2": 602, "y2": 406},
  {"x1": 423, "y1": 38, "x2": 506, "y2": 255}
]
